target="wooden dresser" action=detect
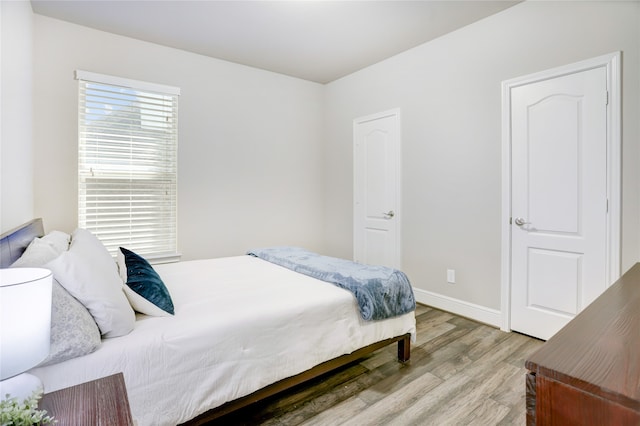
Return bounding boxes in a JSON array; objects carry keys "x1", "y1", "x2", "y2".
[{"x1": 525, "y1": 263, "x2": 640, "y2": 425}]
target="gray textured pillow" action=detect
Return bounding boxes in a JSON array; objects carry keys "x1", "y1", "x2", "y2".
[{"x1": 38, "y1": 279, "x2": 101, "y2": 367}]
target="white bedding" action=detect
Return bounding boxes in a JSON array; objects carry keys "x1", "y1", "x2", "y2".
[{"x1": 30, "y1": 256, "x2": 416, "y2": 425}]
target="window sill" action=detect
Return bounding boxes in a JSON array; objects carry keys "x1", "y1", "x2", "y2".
[{"x1": 147, "y1": 253, "x2": 182, "y2": 265}]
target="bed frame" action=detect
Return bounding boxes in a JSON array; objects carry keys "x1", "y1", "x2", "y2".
[
  {"x1": 184, "y1": 333, "x2": 410, "y2": 424},
  {"x1": 1, "y1": 218, "x2": 411, "y2": 424}
]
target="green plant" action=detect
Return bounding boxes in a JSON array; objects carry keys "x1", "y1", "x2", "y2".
[{"x1": 0, "y1": 389, "x2": 55, "y2": 426}]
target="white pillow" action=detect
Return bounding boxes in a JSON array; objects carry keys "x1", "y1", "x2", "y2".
[
  {"x1": 41, "y1": 230, "x2": 70, "y2": 253},
  {"x1": 10, "y1": 230, "x2": 70, "y2": 268},
  {"x1": 46, "y1": 228, "x2": 135, "y2": 338},
  {"x1": 10, "y1": 238, "x2": 59, "y2": 267}
]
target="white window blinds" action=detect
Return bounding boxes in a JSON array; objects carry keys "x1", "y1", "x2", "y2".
[{"x1": 76, "y1": 70, "x2": 179, "y2": 260}]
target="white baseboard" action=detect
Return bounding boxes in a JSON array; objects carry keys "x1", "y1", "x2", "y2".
[{"x1": 413, "y1": 287, "x2": 502, "y2": 328}]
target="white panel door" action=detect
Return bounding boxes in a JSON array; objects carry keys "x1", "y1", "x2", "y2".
[
  {"x1": 510, "y1": 67, "x2": 608, "y2": 340},
  {"x1": 353, "y1": 109, "x2": 400, "y2": 268}
]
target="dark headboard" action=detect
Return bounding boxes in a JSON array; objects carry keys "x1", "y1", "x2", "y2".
[{"x1": 0, "y1": 218, "x2": 44, "y2": 268}]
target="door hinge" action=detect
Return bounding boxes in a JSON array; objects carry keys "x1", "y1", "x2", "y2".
[
  {"x1": 605, "y1": 90, "x2": 609, "y2": 105},
  {"x1": 509, "y1": 217, "x2": 512, "y2": 225}
]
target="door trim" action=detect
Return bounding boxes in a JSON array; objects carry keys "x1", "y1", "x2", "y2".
[
  {"x1": 353, "y1": 108, "x2": 402, "y2": 268},
  {"x1": 500, "y1": 52, "x2": 621, "y2": 332}
]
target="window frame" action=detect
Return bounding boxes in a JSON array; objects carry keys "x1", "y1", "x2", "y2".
[{"x1": 76, "y1": 70, "x2": 180, "y2": 263}]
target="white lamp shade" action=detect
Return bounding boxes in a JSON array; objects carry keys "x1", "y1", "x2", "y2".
[{"x1": 0, "y1": 268, "x2": 52, "y2": 380}]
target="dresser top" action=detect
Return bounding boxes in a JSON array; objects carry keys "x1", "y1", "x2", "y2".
[{"x1": 526, "y1": 263, "x2": 640, "y2": 411}]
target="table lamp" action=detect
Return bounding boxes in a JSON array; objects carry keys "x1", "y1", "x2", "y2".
[{"x1": 0, "y1": 267, "x2": 52, "y2": 401}]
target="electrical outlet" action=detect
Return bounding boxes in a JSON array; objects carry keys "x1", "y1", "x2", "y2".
[{"x1": 447, "y1": 269, "x2": 456, "y2": 284}]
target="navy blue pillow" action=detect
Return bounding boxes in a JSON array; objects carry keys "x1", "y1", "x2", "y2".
[{"x1": 119, "y1": 247, "x2": 174, "y2": 315}]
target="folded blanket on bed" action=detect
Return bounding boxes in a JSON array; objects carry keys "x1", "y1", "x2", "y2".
[{"x1": 247, "y1": 246, "x2": 416, "y2": 321}]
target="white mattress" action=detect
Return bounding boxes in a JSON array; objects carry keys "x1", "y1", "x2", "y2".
[{"x1": 30, "y1": 256, "x2": 416, "y2": 425}]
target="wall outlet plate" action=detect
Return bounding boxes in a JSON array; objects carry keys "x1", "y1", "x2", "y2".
[{"x1": 447, "y1": 269, "x2": 455, "y2": 284}]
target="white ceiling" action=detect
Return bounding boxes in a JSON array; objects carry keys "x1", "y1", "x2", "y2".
[{"x1": 30, "y1": 1, "x2": 520, "y2": 84}]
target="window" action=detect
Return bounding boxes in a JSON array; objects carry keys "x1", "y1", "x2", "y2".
[{"x1": 76, "y1": 70, "x2": 179, "y2": 261}]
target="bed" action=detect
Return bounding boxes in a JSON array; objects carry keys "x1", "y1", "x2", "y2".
[{"x1": 0, "y1": 219, "x2": 416, "y2": 425}]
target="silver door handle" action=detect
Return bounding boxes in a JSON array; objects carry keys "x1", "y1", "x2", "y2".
[
  {"x1": 514, "y1": 217, "x2": 529, "y2": 226},
  {"x1": 383, "y1": 211, "x2": 395, "y2": 219}
]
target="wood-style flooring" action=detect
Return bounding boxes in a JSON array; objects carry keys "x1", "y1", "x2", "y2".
[{"x1": 210, "y1": 304, "x2": 544, "y2": 425}]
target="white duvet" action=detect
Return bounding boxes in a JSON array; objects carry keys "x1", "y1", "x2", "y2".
[{"x1": 30, "y1": 256, "x2": 416, "y2": 425}]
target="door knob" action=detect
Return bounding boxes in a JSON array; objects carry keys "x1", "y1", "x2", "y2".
[
  {"x1": 383, "y1": 211, "x2": 395, "y2": 219},
  {"x1": 514, "y1": 217, "x2": 529, "y2": 226}
]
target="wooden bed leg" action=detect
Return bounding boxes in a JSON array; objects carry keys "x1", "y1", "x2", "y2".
[{"x1": 397, "y1": 334, "x2": 410, "y2": 362}]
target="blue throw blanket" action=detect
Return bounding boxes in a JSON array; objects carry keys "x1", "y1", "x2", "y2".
[{"x1": 247, "y1": 247, "x2": 416, "y2": 321}]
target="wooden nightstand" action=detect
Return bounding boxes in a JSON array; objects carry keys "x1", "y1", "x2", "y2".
[{"x1": 39, "y1": 373, "x2": 134, "y2": 425}]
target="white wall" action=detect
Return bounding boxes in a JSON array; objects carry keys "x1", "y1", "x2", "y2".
[
  {"x1": 33, "y1": 15, "x2": 325, "y2": 260},
  {"x1": 324, "y1": 1, "x2": 640, "y2": 314},
  {"x1": 8, "y1": 1, "x2": 640, "y2": 323},
  {"x1": 1, "y1": 0, "x2": 34, "y2": 231}
]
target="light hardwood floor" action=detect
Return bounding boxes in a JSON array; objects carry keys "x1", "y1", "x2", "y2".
[{"x1": 211, "y1": 304, "x2": 544, "y2": 425}]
